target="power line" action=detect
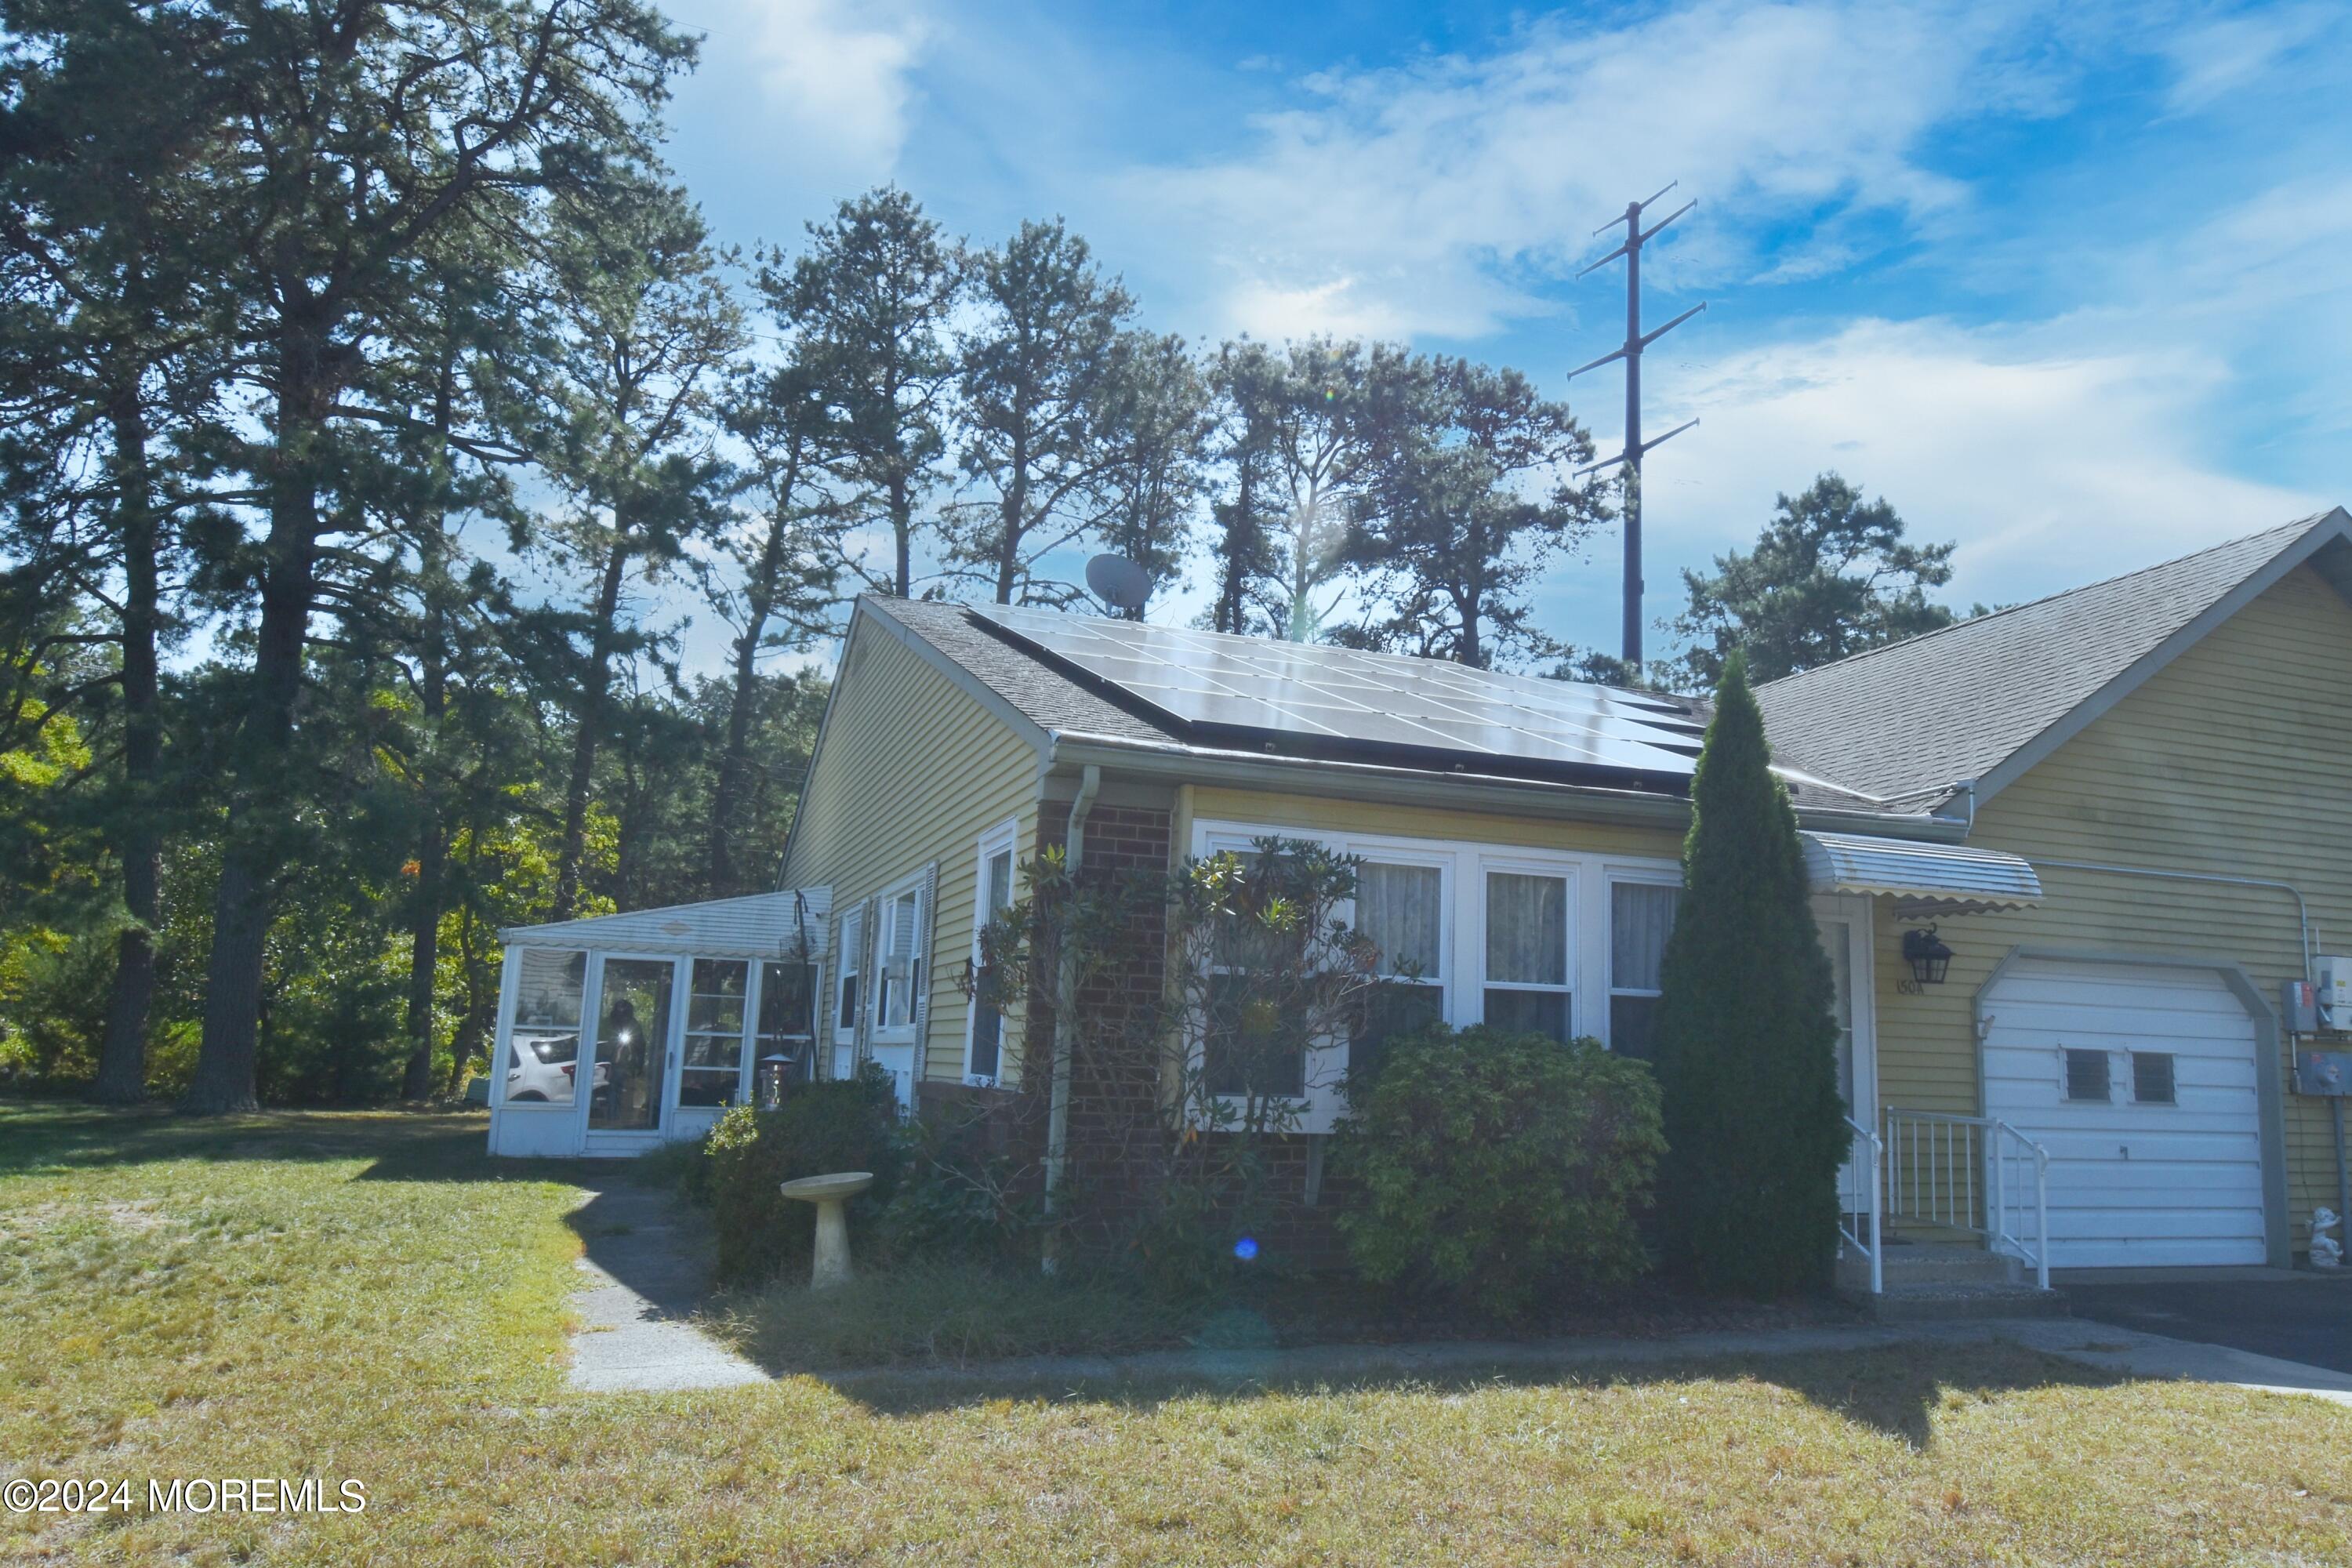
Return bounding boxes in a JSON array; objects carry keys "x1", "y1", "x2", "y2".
[{"x1": 1570, "y1": 183, "x2": 1706, "y2": 669}]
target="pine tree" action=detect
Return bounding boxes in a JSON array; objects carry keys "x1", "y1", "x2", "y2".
[{"x1": 1651, "y1": 651, "x2": 1849, "y2": 1296}]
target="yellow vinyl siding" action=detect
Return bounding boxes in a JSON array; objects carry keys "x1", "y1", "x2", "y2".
[
  {"x1": 782, "y1": 619, "x2": 1040, "y2": 1088},
  {"x1": 1185, "y1": 786, "x2": 1687, "y2": 862},
  {"x1": 1873, "y1": 563, "x2": 2352, "y2": 1223}
]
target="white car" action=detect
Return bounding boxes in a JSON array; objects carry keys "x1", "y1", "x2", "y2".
[{"x1": 505, "y1": 1030, "x2": 606, "y2": 1102}]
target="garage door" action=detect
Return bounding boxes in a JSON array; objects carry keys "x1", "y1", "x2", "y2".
[{"x1": 1981, "y1": 956, "x2": 2267, "y2": 1268}]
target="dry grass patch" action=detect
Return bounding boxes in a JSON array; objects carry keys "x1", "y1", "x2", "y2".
[{"x1": 2, "y1": 1103, "x2": 2348, "y2": 1566}]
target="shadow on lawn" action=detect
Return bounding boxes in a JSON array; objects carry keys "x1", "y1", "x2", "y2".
[
  {"x1": 560, "y1": 1182, "x2": 724, "y2": 1319},
  {"x1": 813, "y1": 1340, "x2": 2132, "y2": 1450},
  {"x1": 0, "y1": 1101, "x2": 542, "y2": 1186}
]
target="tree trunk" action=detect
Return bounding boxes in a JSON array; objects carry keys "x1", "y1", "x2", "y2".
[
  {"x1": 888, "y1": 474, "x2": 911, "y2": 597},
  {"x1": 92, "y1": 390, "x2": 160, "y2": 1105},
  {"x1": 442, "y1": 825, "x2": 488, "y2": 1096},
  {"x1": 994, "y1": 434, "x2": 1026, "y2": 604},
  {"x1": 707, "y1": 598, "x2": 768, "y2": 897},
  {"x1": 399, "y1": 818, "x2": 445, "y2": 1098},
  {"x1": 708, "y1": 435, "x2": 801, "y2": 895},
  {"x1": 1216, "y1": 457, "x2": 1255, "y2": 634},
  {"x1": 183, "y1": 339, "x2": 328, "y2": 1116},
  {"x1": 550, "y1": 535, "x2": 630, "y2": 919},
  {"x1": 402, "y1": 349, "x2": 462, "y2": 1101}
]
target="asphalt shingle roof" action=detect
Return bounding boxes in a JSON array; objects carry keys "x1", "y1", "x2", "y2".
[
  {"x1": 863, "y1": 596, "x2": 1180, "y2": 746},
  {"x1": 1753, "y1": 514, "x2": 2335, "y2": 808}
]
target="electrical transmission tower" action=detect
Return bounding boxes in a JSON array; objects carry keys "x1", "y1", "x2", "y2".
[{"x1": 1570, "y1": 183, "x2": 1705, "y2": 670}]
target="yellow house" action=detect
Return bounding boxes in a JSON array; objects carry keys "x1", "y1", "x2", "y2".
[{"x1": 501, "y1": 507, "x2": 2352, "y2": 1288}]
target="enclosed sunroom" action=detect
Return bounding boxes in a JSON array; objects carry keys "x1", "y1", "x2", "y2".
[{"x1": 484, "y1": 890, "x2": 830, "y2": 1159}]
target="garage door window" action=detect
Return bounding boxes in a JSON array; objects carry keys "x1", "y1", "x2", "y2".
[
  {"x1": 2063, "y1": 1047, "x2": 2110, "y2": 1102},
  {"x1": 2131, "y1": 1051, "x2": 2176, "y2": 1105}
]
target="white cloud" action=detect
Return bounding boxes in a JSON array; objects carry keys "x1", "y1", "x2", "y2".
[
  {"x1": 1120, "y1": 0, "x2": 2063, "y2": 339},
  {"x1": 2161, "y1": 4, "x2": 2342, "y2": 113},
  {"x1": 1635, "y1": 318, "x2": 2325, "y2": 612},
  {"x1": 741, "y1": 0, "x2": 931, "y2": 181}
]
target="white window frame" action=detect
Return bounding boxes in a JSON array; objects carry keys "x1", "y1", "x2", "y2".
[
  {"x1": 1602, "y1": 866, "x2": 1684, "y2": 1053},
  {"x1": 870, "y1": 869, "x2": 928, "y2": 1045},
  {"x1": 833, "y1": 904, "x2": 865, "y2": 1060},
  {"x1": 677, "y1": 955, "x2": 754, "y2": 1112},
  {"x1": 1189, "y1": 819, "x2": 1682, "y2": 1131},
  {"x1": 1473, "y1": 855, "x2": 1581, "y2": 1042},
  {"x1": 964, "y1": 817, "x2": 1022, "y2": 1086}
]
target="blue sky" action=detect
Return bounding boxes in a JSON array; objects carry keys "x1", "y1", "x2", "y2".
[{"x1": 645, "y1": 0, "x2": 2352, "y2": 668}]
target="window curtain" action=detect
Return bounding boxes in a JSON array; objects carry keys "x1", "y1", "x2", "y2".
[
  {"x1": 1486, "y1": 872, "x2": 1566, "y2": 985},
  {"x1": 1356, "y1": 862, "x2": 1443, "y2": 978},
  {"x1": 1610, "y1": 884, "x2": 1680, "y2": 990}
]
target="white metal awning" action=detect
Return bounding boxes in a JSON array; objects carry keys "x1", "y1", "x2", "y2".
[
  {"x1": 499, "y1": 887, "x2": 831, "y2": 960},
  {"x1": 1800, "y1": 833, "x2": 2041, "y2": 919}
]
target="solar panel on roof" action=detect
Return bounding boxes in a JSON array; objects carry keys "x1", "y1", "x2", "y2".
[{"x1": 967, "y1": 602, "x2": 1708, "y2": 786}]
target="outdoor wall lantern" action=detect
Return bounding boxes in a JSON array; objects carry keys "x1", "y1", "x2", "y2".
[{"x1": 1903, "y1": 925, "x2": 1955, "y2": 985}]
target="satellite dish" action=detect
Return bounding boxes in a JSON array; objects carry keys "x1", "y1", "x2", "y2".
[{"x1": 1085, "y1": 553, "x2": 1152, "y2": 612}]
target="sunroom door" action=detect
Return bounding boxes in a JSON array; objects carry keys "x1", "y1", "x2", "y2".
[
  {"x1": 588, "y1": 955, "x2": 678, "y2": 1136},
  {"x1": 1812, "y1": 895, "x2": 1878, "y2": 1204}
]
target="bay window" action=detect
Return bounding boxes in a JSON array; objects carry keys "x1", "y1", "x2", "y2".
[{"x1": 1190, "y1": 821, "x2": 1682, "y2": 1113}]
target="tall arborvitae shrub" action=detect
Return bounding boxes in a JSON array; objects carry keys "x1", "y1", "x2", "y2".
[{"x1": 1653, "y1": 652, "x2": 1849, "y2": 1296}]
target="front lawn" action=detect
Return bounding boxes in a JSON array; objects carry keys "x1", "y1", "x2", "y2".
[{"x1": 4, "y1": 1104, "x2": 2348, "y2": 1566}]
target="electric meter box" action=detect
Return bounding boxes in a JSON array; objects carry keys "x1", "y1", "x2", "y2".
[
  {"x1": 2314, "y1": 957, "x2": 2352, "y2": 1029},
  {"x1": 2296, "y1": 1049, "x2": 2352, "y2": 1097}
]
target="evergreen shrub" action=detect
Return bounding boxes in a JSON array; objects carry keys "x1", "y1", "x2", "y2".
[
  {"x1": 708, "y1": 1064, "x2": 904, "y2": 1287},
  {"x1": 1334, "y1": 1022, "x2": 1664, "y2": 1317}
]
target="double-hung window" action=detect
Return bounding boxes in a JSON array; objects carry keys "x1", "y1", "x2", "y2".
[
  {"x1": 833, "y1": 905, "x2": 865, "y2": 1076},
  {"x1": 873, "y1": 884, "x2": 925, "y2": 1037},
  {"x1": 966, "y1": 822, "x2": 1018, "y2": 1084},
  {"x1": 1483, "y1": 867, "x2": 1573, "y2": 1043},
  {"x1": 1608, "y1": 880, "x2": 1679, "y2": 1059},
  {"x1": 1202, "y1": 849, "x2": 1307, "y2": 1099},
  {"x1": 1349, "y1": 858, "x2": 1447, "y2": 1087}
]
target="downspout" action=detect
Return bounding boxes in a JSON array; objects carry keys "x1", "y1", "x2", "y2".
[{"x1": 1040, "y1": 764, "x2": 1100, "y2": 1272}]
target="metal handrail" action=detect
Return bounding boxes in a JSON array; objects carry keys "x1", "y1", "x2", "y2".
[
  {"x1": 1884, "y1": 1107, "x2": 2051, "y2": 1290},
  {"x1": 1839, "y1": 1115, "x2": 1884, "y2": 1294}
]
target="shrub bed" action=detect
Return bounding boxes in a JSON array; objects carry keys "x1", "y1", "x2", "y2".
[
  {"x1": 1334, "y1": 1023, "x2": 1664, "y2": 1318},
  {"x1": 708, "y1": 1065, "x2": 904, "y2": 1287}
]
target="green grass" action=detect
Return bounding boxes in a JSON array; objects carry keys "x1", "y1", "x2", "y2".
[
  {"x1": 3, "y1": 1103, "x2": 2349, "y2": 1566},
  {"x1": 705, "y1": 1259, "x2": 1206, "y2": 1370}
]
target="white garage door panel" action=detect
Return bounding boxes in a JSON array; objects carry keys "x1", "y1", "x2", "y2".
[{"x1": 1981, "y1": 957, "x2": 2267, "y2": 1269}]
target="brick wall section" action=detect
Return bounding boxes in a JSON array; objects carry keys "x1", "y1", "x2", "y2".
[{"x1": 1010, "y1": 802, "x2": 1349, "y2": 1272}]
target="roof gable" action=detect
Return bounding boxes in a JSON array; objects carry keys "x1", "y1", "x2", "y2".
[{"x1": 1755, "y1": 509, "x2": 2352, "y2": 811}]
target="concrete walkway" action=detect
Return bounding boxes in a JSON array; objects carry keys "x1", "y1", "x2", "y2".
[
  {"x1": 565, "y1": 1183, "x2": 766, "y2": 1394},
  {"x1": 557, "y1": 1189, "x2": 2352, "y2": 1408}
]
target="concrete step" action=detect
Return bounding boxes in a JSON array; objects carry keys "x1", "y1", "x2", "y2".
[
  {"x1": 1857, "y1": 1282, "x2": 2071, "y2": 1323},
  {"x1": 1878, "y1": 1243, "x2": 2018, "y2": 1287}
]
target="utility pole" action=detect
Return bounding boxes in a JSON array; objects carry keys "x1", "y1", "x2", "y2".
[{"x1": 1570, "y1": 183, "x2": 1704, "y2": 669}]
